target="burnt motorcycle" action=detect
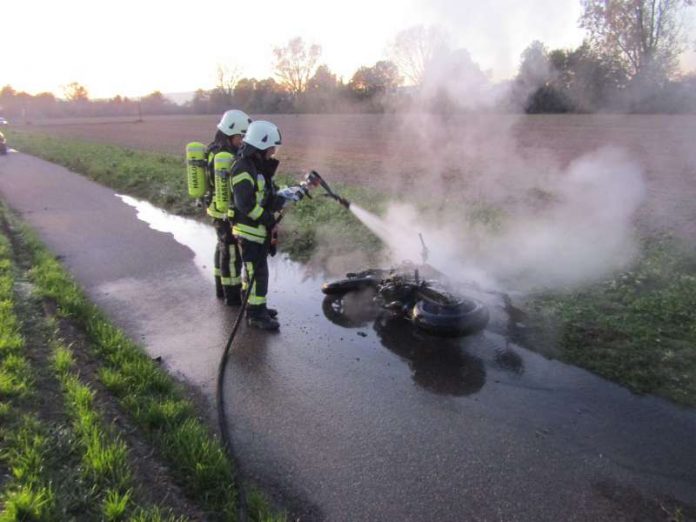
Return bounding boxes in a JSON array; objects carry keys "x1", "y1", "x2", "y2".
[{"x1": 321, "y1": 263, "x2": 489, "y2": 337}]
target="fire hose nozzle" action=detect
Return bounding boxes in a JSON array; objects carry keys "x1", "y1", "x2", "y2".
[
  {"x1": 304, "y1": 170, "x2": 323, "y2": 188},
  {"x1": 304, "y1": 170, "x2": 351, "y2": 208}
]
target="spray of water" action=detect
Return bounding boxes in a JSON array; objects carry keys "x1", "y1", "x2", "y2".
[
  {"x1": 349, "y1": 202, "x2": 497, "y2": 288},
  {"x1": 349, "y1": 204, "x2": 408, "y2": 247}
]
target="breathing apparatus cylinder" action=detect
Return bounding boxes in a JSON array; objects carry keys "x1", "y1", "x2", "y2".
[
  {"x1": 213, "y1": 151, "x2": 234, "y2": 213},
  {"x1": 185, "y1": 142, "x2": 207, "y2": 198}
]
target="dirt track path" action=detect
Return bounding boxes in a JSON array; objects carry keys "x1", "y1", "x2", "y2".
[{"x1": 1, "y1": 151, "x2": 695, "y2": 521}]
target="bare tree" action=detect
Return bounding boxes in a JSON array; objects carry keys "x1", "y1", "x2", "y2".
[
  {"x1": 63, "y1": 81, "x2": 89, "y2": 101},
  {"x1": 216, "y1": 64, "x2": 241, "y2": 96},
  {"x1": 580, "y1": 0, "x2": 695, "y2": 80},
  {"x1": 388, "y1": 25, "x2": 450, "y2": 86},
  {"x1": 273, "y1": 37, "x2": 322, "y2": 95}
]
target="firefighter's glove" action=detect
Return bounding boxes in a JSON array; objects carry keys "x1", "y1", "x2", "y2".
[{"x1": 277, "y1": 186, "x2": 305, "y2": 206}]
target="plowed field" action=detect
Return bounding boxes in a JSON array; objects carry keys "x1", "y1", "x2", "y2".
[{"x1": 18, "y1": 113, "x2": 696, "y2": 240}]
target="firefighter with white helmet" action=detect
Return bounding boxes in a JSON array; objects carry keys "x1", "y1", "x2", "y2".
[
  {"x1": 230, "y1": 120, "x2": 289, "y2": 330},
  {"x1": 217, "y1": 109, "x2": 251, "y2": 137},
  {"x1": 205, "y1": 109, "x2": 252, "y2": 305}
]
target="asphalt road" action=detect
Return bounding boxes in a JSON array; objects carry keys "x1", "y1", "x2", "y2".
[{"x1": 1, "y1": 150, "x2": 695, "y2": 521}]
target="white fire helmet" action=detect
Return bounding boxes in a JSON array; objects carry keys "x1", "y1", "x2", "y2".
[
  {"x1": 217, "y1": 109, "x2": 252, "y2": 136},
  {"x1": 243, "y1": 120, "x2": 282, "y2": 151}
]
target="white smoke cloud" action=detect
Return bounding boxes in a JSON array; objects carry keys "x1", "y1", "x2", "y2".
[{"x1": 353, "y1": 147, "x2": 646, "y2": 293}]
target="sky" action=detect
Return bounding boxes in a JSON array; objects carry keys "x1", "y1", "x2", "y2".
[{"x1": 3, "y1": 0, "x2": 696, "y2": 99}]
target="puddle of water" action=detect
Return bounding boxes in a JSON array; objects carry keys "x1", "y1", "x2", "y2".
[
  {"x1": 117, "y1": 193, "x2": 328, "y2": 285},
  {"x1": 112, "y1": 194, "x2": 693, "y2": 415},
  {"x1": 116, "y1": 193, "x2": 523, "y2": 398},
  {"x1": 118, "y1": 194, "x2": 216, "y2": 281}
]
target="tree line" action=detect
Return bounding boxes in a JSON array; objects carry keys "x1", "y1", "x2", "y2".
[
  {"x1": 1, "y1": 0, "x2": 694, "y2": 119},
  {"x1": 515, "y1": 0, "x2": 696, "y2": 113}
]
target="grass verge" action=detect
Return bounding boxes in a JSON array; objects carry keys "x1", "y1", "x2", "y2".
[
  {"x1": 0, "y1": 201, "x2": 284, "y2": 520},
  {"x1": 0, "y1": 228, "x2": 56, "y2": 521},
  {"x1": 51, "y1": 340, "x2": 187, "y2": 521},
  {"x1": 527, "y1": 237, "x2": 696, "y2": 406}
]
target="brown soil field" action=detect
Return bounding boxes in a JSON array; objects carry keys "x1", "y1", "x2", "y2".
[{"x1": 17, "y1": 113, "x2": 696, "y2": 240}]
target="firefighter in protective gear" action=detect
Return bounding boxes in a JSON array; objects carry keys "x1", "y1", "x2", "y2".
[
  {"x1": 206, "y1": 109, "x2": 252, "y2": 305},
  {"x1": 231, "y1": 120, "x2": 288, "y2": 330}
]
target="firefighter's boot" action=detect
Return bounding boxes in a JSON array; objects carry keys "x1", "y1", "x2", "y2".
[
  {"x1": 215, "y1": 276, "x2": 224, "y2": 299},
  {"x1": 247, "y1": 305, "x2": 280, "y2": 331}
]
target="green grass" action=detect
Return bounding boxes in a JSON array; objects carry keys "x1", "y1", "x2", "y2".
[
  {"x1": 0, "y1": 413, "x2": 103, "y2": 520},
  {"x1": 275, "y1": 173, "x2": 384, "y2": 261},
  {"x1": 529, "y1": 237, "x2": 696, "y2": 406},
  {"x1": 0, "y1": 232, "x2": 31, "y2": 402},
  {"x1": 0, "y1": 223, "x2": 59, "y2": 521},
  {"x1": 102, "y1": 489, "x2": 131, "y2": 521},
  {"x1": 0, "y1": 417, "x2": 60, "y2": 522},
  {"x1": 0, "y1": 238, "x2": 25, "y2": 369},
  {"x1": 61, "y1": 375, "x2": 133, "y2": 490},
  {"x1": 51, "y1": 339, "x2": 189, "y2": 520},
  {"x1": 0, "y1": 482, "x2": 55, "y2": 522}
]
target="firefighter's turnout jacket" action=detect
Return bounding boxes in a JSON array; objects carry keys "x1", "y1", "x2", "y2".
[{"x1": 230, "y1": 149, "x2": 282, "y2": 306}]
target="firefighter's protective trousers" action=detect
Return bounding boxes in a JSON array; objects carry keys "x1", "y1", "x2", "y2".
[{"x1": 238, "y1": 238, "x2": 269, "y2": 306}]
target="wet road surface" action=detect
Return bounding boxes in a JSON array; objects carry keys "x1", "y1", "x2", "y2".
[{"x1": 1, "y1": 151, "x2": 695, "y2": 521}]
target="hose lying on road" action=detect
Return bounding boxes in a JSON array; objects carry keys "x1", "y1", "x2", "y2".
[
  {"x1": 217, "y1": 211, "x2": 284, "y2": 521},
  {"x1": 216, "y1": 271, "x2": 256, "y2": 522},
  {"x1": 216, "y1": 212, "x2": 288, "y2": 521}
]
